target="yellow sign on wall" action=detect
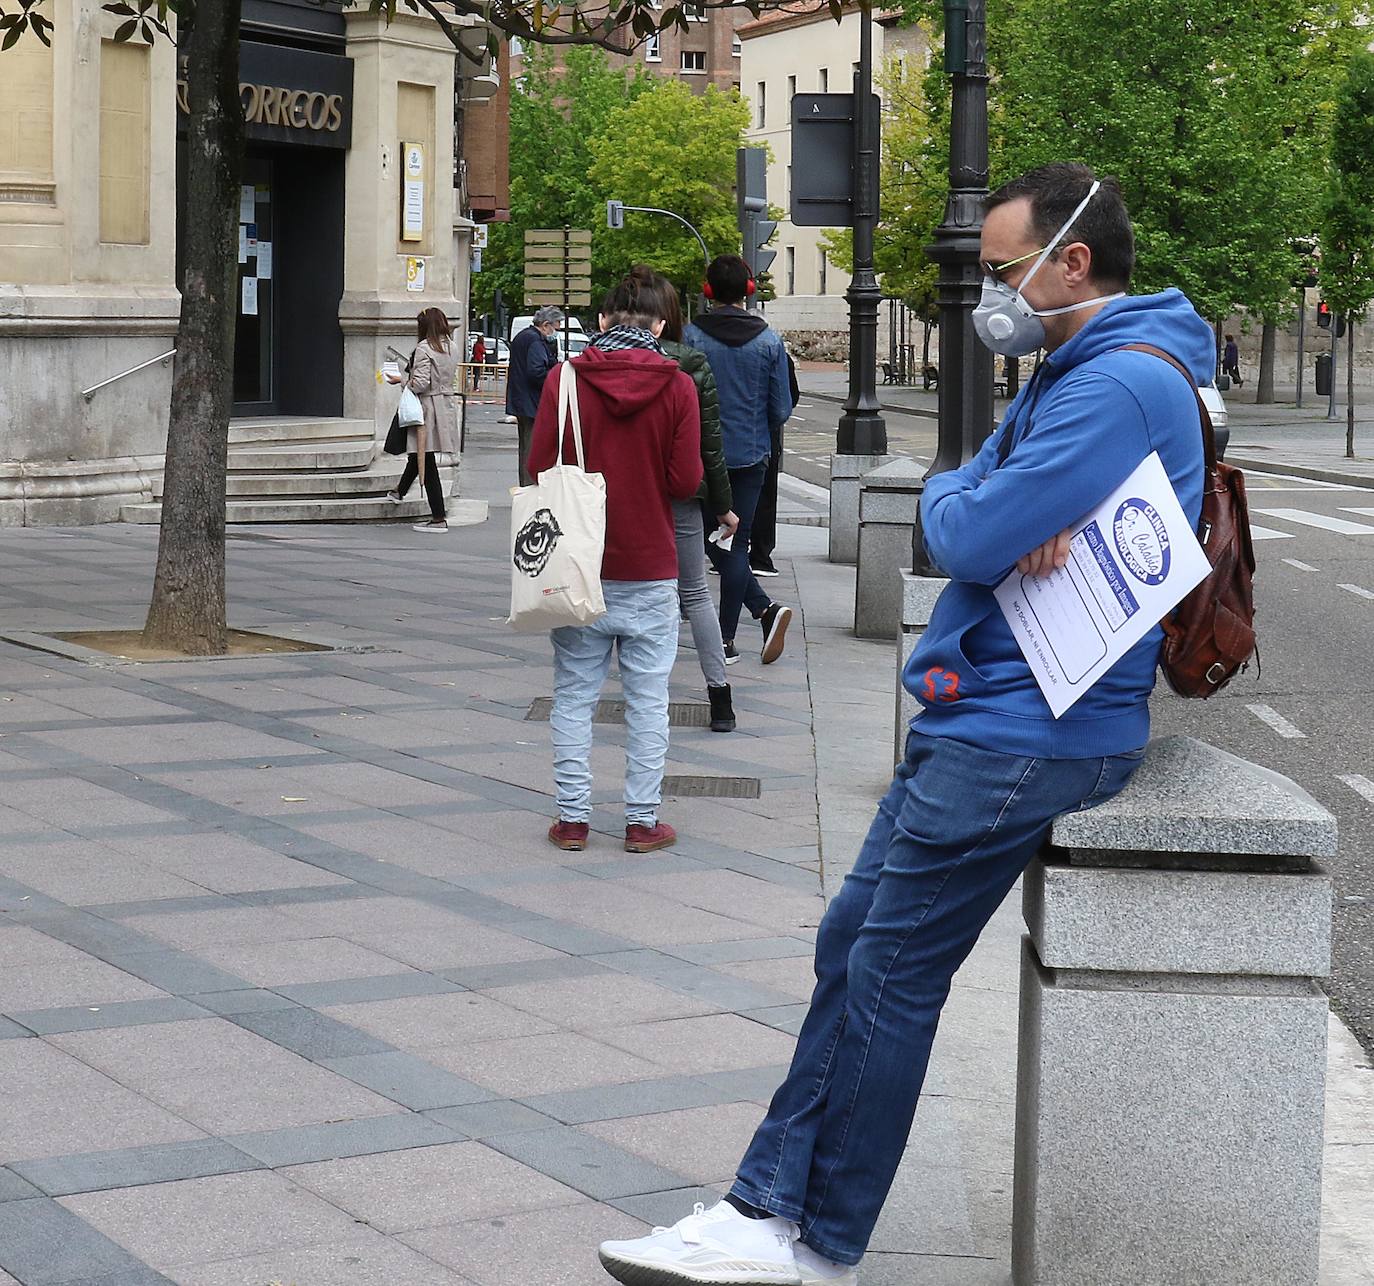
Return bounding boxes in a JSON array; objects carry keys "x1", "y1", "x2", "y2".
[{"x1": 401, "y1": 141, "x2": 425, "y2": 243}]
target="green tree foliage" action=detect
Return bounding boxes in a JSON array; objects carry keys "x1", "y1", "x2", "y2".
[{"x1": 1321, "y1": 49, "x2": 1374, "y2": 457}]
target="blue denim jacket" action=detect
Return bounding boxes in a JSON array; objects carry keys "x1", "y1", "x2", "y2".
[{"x1": 684, "y1": 313, "x2": 794, "y2": 469}]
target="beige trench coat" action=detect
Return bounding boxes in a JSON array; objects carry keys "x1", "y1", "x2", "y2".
[{"x1": 405, "y1": 339, "x2": 461, "y2": 455}]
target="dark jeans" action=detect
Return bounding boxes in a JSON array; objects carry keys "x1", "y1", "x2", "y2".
[
  {"x1": 517, "y1": 416, "x2": 536, "y2": 487},
  {"x1": 751, "y1": 425, "x2": 783, "y2": 569},
  {"x1": 397, "y1": 452, "x2": 446, "y2": 520},
  {"x1": 731, "y1": 731, "x2": 1144, "y2": 1265},
  {"x1": 706, "y1": 460, "x2": 771, "y2": 642}
]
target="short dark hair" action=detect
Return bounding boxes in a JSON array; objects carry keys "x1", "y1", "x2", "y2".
[
  {"x1": 706, "y1": 254, "x2": 751, "y2": 305},
  {"x1": 985, "y1": 163, "x2": 1134, "y2": 290},
  {"x1": 600, "y1": 272, "x2": 660, "y2": 330}
]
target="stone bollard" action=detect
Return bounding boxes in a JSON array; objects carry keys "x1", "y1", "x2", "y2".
[
  {"x1": 854, "y1": 458, "x2": 925, "y2": 640},
  {"x1": 1013, "y1": 735, "x2": 1336, "y2": 1286},
  {"x1": 894, "y1": 570, "x2": 949, "y2": 761},
  {"x1": 829, "y1": 453, "x2": 895, "y2": 564}
]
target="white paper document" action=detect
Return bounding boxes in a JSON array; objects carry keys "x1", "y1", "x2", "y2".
[
  {"x1": 241, "y1": 277, "x2": 258, "y2": 317},
  {"x1": 239, "y1": 185, "x2": 255, "y2": 223},
  {"x1": 994, "y1": 451, "x2": 1210, "y2": 718},
  {"x1": 255, "y1": 241, "x2": 272, "y2": 279}
]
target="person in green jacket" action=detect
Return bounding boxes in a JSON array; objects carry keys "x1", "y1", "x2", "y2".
[{"x1": 631, "y1": 266, "x2": 739, "y2": 733}]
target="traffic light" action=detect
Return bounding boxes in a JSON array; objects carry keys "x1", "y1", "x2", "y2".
[
  {"x1": 748, "y1": 218, "x2": 778, "y2": 277},
  {"x1": 1317, "y1": 301, "x2": 1332, "y2": 328},
  {"x1": 606, "y1": 200, "x2": 624, "y2": 230}
]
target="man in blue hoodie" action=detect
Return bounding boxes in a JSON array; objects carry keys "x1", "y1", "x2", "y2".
[
  {"x1": 685, "y1": 256, "x2": 797, "y2": 666},
  {"x1": 596, "y1": 164, "x2": 1211, "y2": 1286}
]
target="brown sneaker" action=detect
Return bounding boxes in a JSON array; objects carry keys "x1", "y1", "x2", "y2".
[
  {"x1": 547, "y1": 820, "x2": 589, "y2": 851},
  {"x1": 625, "y1": 822, "x2": 676, "y2": 853}
]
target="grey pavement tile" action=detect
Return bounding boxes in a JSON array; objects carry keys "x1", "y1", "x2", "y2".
[
  {"x1": 719, "y1": 954, "x2": 822, "y2": 1002},
  {"x1": 319, "y1": 1051, "x2": 495, "y2": 1111},
  {"x1": 169, "y1": 1230, "x2": 475, "y2": 1286},
  {"x1": 497, "y1": 917, "x2": 641, "y2": 957},
  {"x1": 0, "y1": 925, "x2": 96, "y2": 968},
  {"x1": 12, "y1": 998, "x2": 211, "y2": 1036},
  {"x1": 579, "y1": 1102, "x2": 763, "y2": 1186},
  {"x1": 423, "y1": 1031, "x2": 668, "y2": 1100},
  {"x1": 226, "y1": 1111, "x2": 462, "y2": 1167},
  {"x1": 482, "y1": 1126, "x2": 694, "y2": 1201},
  {"x1": 228, "y1": 1007, "x2": 393, "y2": 1061},
  {"x1": 588, "y1": 948, "x2": 800, "y2": 1012},
  {"x1": 422, "y1": 1100, "x2": 560, "y2": 1138},
  {"x1": 193, "y1": 936, "x2": 417, "y2": 988},
  {"x1": 19, "y1": 911, "x2": 178, "y2": 962},
  {"x1": 595, "y1": 1013, "x2": 798, "y2": 1077},
  {"x1": 0, "y1": 1170, "x2": 42, "y2": 1203},
  {"x1": 282, "y1": 1140, "x2": 584, "y2": 1233},
  {"x1": 348, "y1": 921, "x2": 566, "y2": 972},
  {"x1": 483, "y1": 973, "x2": 721, "y2": 1031},
  {"x1": 101, "y1": 951, "x2": 254, "y2": 998},
  {"x1": 399, "y1": 1199, "x2": 648, "y2": 1286},
  {"x1": 0, "y1": 1197, "x2": 175, "y2": 1285},
  {"x1": 521, "y1": 1074, "x2": 757, "y2": 1127},
  {"x1": 11, "y1": 1139, "x2": 262, "y2": 1198},
  {"x1": 740, "y1": 1004, "x2": 810, "y2": 1037},
  {"x1": 0, "y1": 1017, "x2": 32, "y2": 1040},
  {"x1": 58, "y1": 1170, "x2": 368, "y2": 1272},
  {"x1": 850, "y1": 1254, "x2": 1010, "y2": 1286},
  {"x1": 273, "y1": 971, "x2": 463, "y2": 1008},
  {"x1": 187, "y1": 988, "x2": 299, "y2": 1016},
  {"x1": 117, "y1": 905, "x2": 317, "y2": 952},
  {"x1": 321, "y1": 991, "x2": 556, "y2": 1050},
  {"x1": 440, "y1": 955, "x2": 609, "y2": 991},
  {"x1": 607, "y1": 1185, "x2": 725, "y2": 1229},
  {"x1": 664, "y1": 936, "x2": 818, "y2": 966},
  {"x1": 613, "y1": 869, "x2": 823, "y2": 931},
  {"x1": 0, "y1": 961, "x2": 169, "y2": 1015}
]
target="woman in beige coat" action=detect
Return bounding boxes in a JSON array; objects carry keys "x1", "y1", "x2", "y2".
[{"x1": 386, "y1": 308, "x2": 460, "y2": 532}]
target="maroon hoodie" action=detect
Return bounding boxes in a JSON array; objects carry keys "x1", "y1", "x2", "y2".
[{"x1": 526, "y1": 347, "x2": 703, "y2": 582}]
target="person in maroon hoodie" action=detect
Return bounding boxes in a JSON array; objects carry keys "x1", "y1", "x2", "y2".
[{"x1": 527, "y1": 274, "x2": 703, "y2": 855}]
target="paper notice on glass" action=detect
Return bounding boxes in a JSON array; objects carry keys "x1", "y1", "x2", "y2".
[
  {"x1": 241, "y1": 277, "x2": 258, "y2": 316},
  {"x1": 993, "y1": 451, "x2": 1210, "y2": 718},
  {"x1": 256, "y1": 242, "x2": 272, "y2": 279},
  {"x1": 239, "y1": 185, "x2": 255, "y2": 222},
  {"x1": 238, "y1": 226, "x2": 248, "y2": 264}
]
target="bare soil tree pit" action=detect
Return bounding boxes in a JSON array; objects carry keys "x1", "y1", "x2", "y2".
[{"x1": 50, "y1": 630, "x2": 332, "y2": 662}]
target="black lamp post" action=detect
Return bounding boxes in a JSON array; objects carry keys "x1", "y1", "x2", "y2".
[
  {"x1": 912, "y1": 0, "x2": 992, "y2": 574},
  {"x1": 837, "y1": 0, "x2": 887, "y2": 455}
]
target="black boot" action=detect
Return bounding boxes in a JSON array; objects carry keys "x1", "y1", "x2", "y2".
[{"x1": 708, "y1": 684, "x2": 735, "y2": 733}]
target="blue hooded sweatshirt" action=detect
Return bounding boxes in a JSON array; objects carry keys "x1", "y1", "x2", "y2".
[{"x1": 905, "y1": 288, "x2": 1212, "y2": 759}]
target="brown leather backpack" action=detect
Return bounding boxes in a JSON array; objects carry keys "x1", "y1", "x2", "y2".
[{"x1": 1121, "y1": 344, "x2": 1257, "y2": 697}]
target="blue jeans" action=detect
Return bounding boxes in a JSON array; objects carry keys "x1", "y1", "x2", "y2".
[
  {"x1": 706, "y1": 460, "x2": 771, "y2": 643},
  {"x1": 550, "y1": 579, "x2": 679, "y2": 827},
  {"x1": 731, "y1": 730, "x2": 1144, "y2": 1265}
]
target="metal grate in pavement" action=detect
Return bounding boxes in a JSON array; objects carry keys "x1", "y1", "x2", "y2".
[
  {"x1": 662, "y1": 775, "x2": 761, "y2": 799},
  {"x1": 525, "y1": 698, "x2": 712, "y2": 728}
]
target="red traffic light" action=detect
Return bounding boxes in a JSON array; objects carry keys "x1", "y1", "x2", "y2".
[{"x1": 1317, "y1": 301, "x2": 1333, "y2": 328}]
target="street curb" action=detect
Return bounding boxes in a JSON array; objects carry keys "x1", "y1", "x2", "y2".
[
  {"x1": 1226, "y1": 454, "x2": 1374, "y2": 491},
  {"x1": 801, "y1": 389, "x2": 939, "y2": 420}
]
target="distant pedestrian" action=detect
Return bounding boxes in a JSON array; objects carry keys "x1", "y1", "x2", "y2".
[
  {"x1": 749, "y1": 350, "x2": 800, "y2": 579},
  {"x1": 1223, "y1": 333, "x2": 1242, "y2": 387},
  {"x1": 630, "y1": 266, "x2": 739, "y2": 733},
  {"x1": 385, "y1": 308, "x2": 459, "y2": 533},
  {"x1": 471, "y1": 334, "x2": 486, "y2": 391},
  {"x1": 529, "y1": 274, "x2": 702, "y2": 855},
  {"x1": 684, "y1": 255, "x2": 797, "y2": 668},
  {"x1": 508, "y1": 307, "x2": 562, "y2": 486}
]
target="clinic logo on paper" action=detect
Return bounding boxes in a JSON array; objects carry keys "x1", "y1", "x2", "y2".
[
  {"x1": 921, "y1": 667, "x2": 962, "y2": 704},
  {"x1": 1112, "y1": 498, "x2": 1171, "y2": 586},
  {"x1": 513, "y1": 509, "x2": 562, "y2": 577}
]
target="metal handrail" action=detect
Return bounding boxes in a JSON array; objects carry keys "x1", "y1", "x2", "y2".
[{"x1": 81, "y1": 348, "x2": 176, "y2": 402}]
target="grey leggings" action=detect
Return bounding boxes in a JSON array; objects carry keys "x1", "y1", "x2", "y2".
[{"x1": 673, "y1": 499, "x2": 728, "y2": 689}]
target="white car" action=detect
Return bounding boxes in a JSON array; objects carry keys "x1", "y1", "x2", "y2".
[
  {"x1": 466, "y1": 334, "x2": 508, "y2": 364},
  {"x1": 1198, "y1": 381, "x2": 1230, "y2": 459}
]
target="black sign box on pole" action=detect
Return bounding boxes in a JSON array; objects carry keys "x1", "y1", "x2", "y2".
[{"x1": 789, "y1": 92, "x2": 879, "y2": 227}]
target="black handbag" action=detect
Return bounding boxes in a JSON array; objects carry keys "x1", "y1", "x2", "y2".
[{"x1": 381, "y1": 348, "x2": 416, "y2": 455}]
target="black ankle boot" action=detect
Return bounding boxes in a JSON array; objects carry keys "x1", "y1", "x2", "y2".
[{"x1": 708, "y1": 684, "x2": 735, "y2": 733}]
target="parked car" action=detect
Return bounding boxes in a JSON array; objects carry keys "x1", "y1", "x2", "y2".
[{"x1": 1199, "y1": 381, "x2": 1230, "y2": 459}]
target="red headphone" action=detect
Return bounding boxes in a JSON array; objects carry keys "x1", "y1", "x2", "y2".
[{"x1": 703, "y1": 261, "x2": 757, "y2": 300}]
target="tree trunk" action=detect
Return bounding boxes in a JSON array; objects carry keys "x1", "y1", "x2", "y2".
[
  {"x1": 1256, "y1": 321, "x2": 1276, "y2": 404},
  {"x1": 1348, "y1": 321, "x2": 1357, "y2": 459},
  {"x1": 141, "y1": 0, "x2": 243, "y2": 654}
]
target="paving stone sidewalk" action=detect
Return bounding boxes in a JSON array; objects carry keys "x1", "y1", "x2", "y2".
[{"x1": 0, "y1": 406, "x2": 1370, "y2": 1285}]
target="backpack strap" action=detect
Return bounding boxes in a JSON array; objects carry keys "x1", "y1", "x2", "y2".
[{"x1": 1117, "y1": 343, "x2": 1217, "y2": 474}]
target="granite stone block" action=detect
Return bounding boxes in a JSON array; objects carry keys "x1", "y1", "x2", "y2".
[
  {"x1": 225, "y1": 1111, "x2": 462, "y2": 1167},
  {"x1": 320, "y1": 1051, "x2": 495, "y2": 1111},
  {"x1": 229, "y1": 1008, "x2": 394, "y2": 1061},
  {"x1": 11, "y1": 1139, "x2": 261, "y2": 1197},
  {"x1": 13, "y1": 997, "x2": 210, "y2": 1036},
  {"x1": 829, "y1": 453, "x2": 894, "y2": 564},
  {"x1": 423, "y1": 1099, "x2": 558, "y2": 1138},
  {"x1": 483, "y1": 1126, "x2": 694, "y2": 1200},
  {"x1": 0, "y1": 1170, "x2": 42, "y2": 1203},
  {"x1": 0, "y1": 1197, "x2": 172, "y2": 1285}
]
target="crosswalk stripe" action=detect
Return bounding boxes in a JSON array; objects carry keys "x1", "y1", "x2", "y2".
[
  {"x1": 1255, "y1": 508, "x2": 1374, "y2": 535},
  {"x1": 1250, "y1": 525, "x2": 1294, "y2": 541},
  {"x1": 1339, "y1": 584, "x2": 1374, "y2": 601},
  {"x1": 1339, "y1": 774, "x2": 1374, "y2": 806},
  {"x1": 1282, "y1": 558, "x2": 1319, "y2": 571},
  {"x1": 1246, "y1": 704, "x2": 1306, "y2": 739},
  {"x1": 1339, "y1": 507, "x2": 1374, "y2": 518}
]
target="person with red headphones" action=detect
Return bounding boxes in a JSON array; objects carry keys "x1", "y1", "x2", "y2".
[{"x1": 684, "y1": 255, "x2": 797, "y2": 667}]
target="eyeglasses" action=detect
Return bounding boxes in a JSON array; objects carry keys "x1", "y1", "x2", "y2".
[{"x1": 981, "y1": 245, "x2": 1056, "y2": 285}]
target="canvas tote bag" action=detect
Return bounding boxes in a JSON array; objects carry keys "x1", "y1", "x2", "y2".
[{"x1": 507, "y1": 360, "x2": 607, "y2": 631}]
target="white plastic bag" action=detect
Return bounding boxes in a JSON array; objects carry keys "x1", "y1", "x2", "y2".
[
  {"x1": 508, "y1": 361, "x2": 607, "y2": 631},
  {"x1": 397, "y1": 386, "x2": 424, "y2": 428}
]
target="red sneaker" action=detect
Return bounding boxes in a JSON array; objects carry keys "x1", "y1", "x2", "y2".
[
  {"x1": 625, "y1": 822, "x2": 676, "y2": 853},
  {"x1": 547, "y1": 820, "x2": 589, "y2": 851}
]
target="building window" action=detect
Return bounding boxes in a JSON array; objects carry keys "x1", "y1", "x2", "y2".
[
  {"x1": 683, "y1": 1, "x2": 705, "y2": 19},
  {"x1": 818, "y1": 67, "x2": 828, "y2": 92},
  {"x1": 819, "y1": 250, "x2": 827, "y2": 296},
  {"x1": 755, "y1": 81, "x2": 765, "y2": 127},
  {"x1": 681, "y1": 49, "x2": 706, "y2": 73},
  {"x1": 510, "y1": 36, "x2": 524, "y2": 57},
  {"x1": 786, "y1": 246, "x2": 795, "y2": 296},
  {"x1": 732, "y1": 33, "x2": 742, "y2": 57},
  {"x1": 787, "y1": 74, "x2": 796, "y2": 103},
  {"x1": 786, "y1": 164, "x2": 792, "y2": 207},
  {"x1": 645, "y1": 32, "x2": 661, "y2": 61},
  {"x1": 852, "y1": 60, "x2": 860, "y2": 80}
]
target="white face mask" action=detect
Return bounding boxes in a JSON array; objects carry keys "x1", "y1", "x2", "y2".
[{"x1": 972, "y1": 180, "x2": 1125, "y2": 357}]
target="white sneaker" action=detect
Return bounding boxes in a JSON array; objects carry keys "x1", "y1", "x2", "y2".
[
  {"x1": 793, "y1": 1242, "x2": 858, "y2": 1285},
  {"x1": 599, "y1": 1200, "x2": 801, "y2": 1284}
]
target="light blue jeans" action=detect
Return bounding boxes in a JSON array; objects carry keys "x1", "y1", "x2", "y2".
[{"x1": 550, "y1": 579, "x2": 679, "y2": 827}]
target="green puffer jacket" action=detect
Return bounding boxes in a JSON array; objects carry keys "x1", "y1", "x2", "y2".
[{"x1": 662, "y1": 338, "x2": 732, "y2": 517}]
